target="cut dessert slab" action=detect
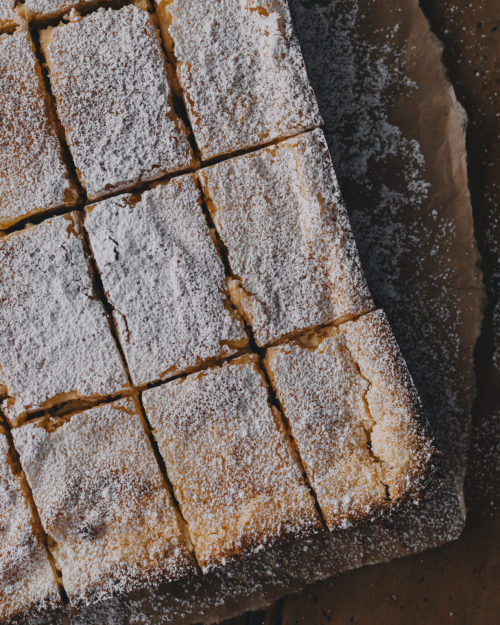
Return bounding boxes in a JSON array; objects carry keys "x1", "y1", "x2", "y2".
[
  {"x1": 40, "y1": 3, "x2": 196, "y2": 200},
  {"x1": 0, "y1": 27, "x2": 78, "y2": 230},
  {"x1": 264, "y1": 309, "x2": 435, "y2": 530},
  {"x1": 13, "y1": 398, "x2": 197, "y2": 607},
  {"x1": 18, "y1": 0, "x2": 100, "y2": 22},
  {"x1": 0, "y1": 0, "x2": 19, "y2": 32},
  {"x1": 143, "y1": 354, "x2": 322, "y2": 573},
  {"x1": 84, "y1": 174, "x2": 248, "y2": 387},
  {"x1": 199, "y1": 129, "x2": 374, "y2": 346},
  {"x1": 0, "y1": 430, "x2": 62, "y2": 623},
  {"x1": 0, "y1": 214, "x2": 128, "y2": 426},
  {"x1": 156, "y1": 0, "x2": 322, "y2": 159}
]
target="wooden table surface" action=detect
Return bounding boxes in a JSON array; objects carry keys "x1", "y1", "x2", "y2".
[{"x1": 225, "y1": 2, "x2": 500, "y2": 623}]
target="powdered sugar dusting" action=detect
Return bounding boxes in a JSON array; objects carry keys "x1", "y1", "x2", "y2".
[
  {"x1": 0, "y1": 432, "x2": 61, "y2": 622},
  {"x1": 159, "y1": 0, "x2": 322, "y2": 159},
  {"x1": 200, "y1": 130, "x2": 374, "y2": 346},
  {"x1": 0, "y1": 0, "x2": 18, "y2": 30},
  {"x1": 0, "y1": 28, "x2": 77, "y2": 229},
  {"x1": 85, "y1": 174, "x2": 247, "y2": 387},
  {"x1": 41, "y1": 5, "x2": 195, "y2": 199},
  {"x1": 143, "y1": 355, "x2": 321, "y2": 573},
  {"x1": 0, "y1": 215, "x2": 128, "y2": 425},
  {"x1": 13, "y1": 398, "x2": 196, "y2": 607},
  {"x1": 21, "y1": 0, "x2": 97, "y2": 20}
]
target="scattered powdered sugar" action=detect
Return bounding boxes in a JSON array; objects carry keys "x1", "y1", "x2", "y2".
[
  {"x1": 143, "y1": 355, "x2": 321, "y2": 573},
  {"x1": 13, "y1": 398, "x2": 196, "y2": 607},
  {"x1": 0, "y1": 0, "x2": 18, "y2": 29},
  {"x1": 0, "y1": 432, "x2": 61, "y2": 622},
  {"x1": 21, "y1": 0, "x2": 97, "y2": 20},
  {"x1": 159, "y1": 0, "x2": 322, "y2": 159},
  {"x1": 84, "y1": 174, "x2": 247, "y2": 387},
  {"x1": 0, "y1": 28, "x2": 77, "y2": 229},
  {"x1": 200, "y1": 129, "x2": 374, "y2": 346},
  {"x1": 0, "y1": 214, "x2": 128, "y2": 425},
  {"x1": 41, "y1": 5, "x2": 195, "y2": 199}
]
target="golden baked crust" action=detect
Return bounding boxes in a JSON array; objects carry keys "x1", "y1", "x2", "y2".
[
  {"x1": 143, "y1": 354, "x2": 322, "y2": 572},
  {"x1": 13, "y1": 398, "x2": 196, "y2": 607}
]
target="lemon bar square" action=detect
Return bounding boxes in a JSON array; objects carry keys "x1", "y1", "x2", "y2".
[
  {"x1": 0, "y1": 28, "x2": 78, "y2": 230},
  {"x1": 156, "y1": 0, "x2": 322, "y2": 159},
  {"x1": 143, "y1": 354, "x2": 321, "y2": 572},
  {"x1": 13, "y1": 398, "x2": 196, "y2": 607},
  {"x1": 264, "y1": 310, "x2": 434, "y2": 529},
  {"x1": 0, "y1": 430, "x2": 61, "y2": 623},
  {"x1": 200, "y1": 129, "x2": 374, "y2": 346},
  {"x1": 40, "y1": 4, "x2": 196, "y2": 200},
  {"x1": 85, "y1": 174, "x2": 247, "y2": 387},
  {"x1": 0, "y1": 214, "x2": 128, "y2": 426}
]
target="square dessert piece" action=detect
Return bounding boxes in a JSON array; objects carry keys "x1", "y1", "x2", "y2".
[
  {"x1": 13, "y1": 398, "x2": 196, "y2": 607},
  {"x1": 40, "y1": 4, "x2": 196, "y2": 200},
  {"x1": 200, "y1": 129, "x2": 374, "y2": 346},
  {"x1": 0, "y1": 28, "x2": 78, "y2": 230},
  {"x1": 156, "y1": 0, "x2": 322, "y2": 159},
  {"x1": 0, "y1": 1, "x2": 19, "y2": 31},
  {"x1": 264, "y1": 309, "x2": 434, "y2": 529},
  {"x1": 0, "y1": 430, "x2": 61, "y2": 623},
  {"x1": 85, "y1": 174, "x2": 247, "y2": 387},
  {"x1": 19, "y1": 0, "x2": 99, "y2": 22},
  {"x1": 0, "y1": 214, "x2": 128, "y2": 426},
  {"x1": 143, "y1": 354, "x2": 321, "y2": 572}
]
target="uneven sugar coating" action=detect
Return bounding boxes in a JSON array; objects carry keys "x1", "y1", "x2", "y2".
[
  {"x1": 200, "y1": 129, "x2": 374, "y2": 346},
  {"x1": 19, "y1": 0, "x2": 98, "y2": 21},
  {"x1": 143, "y1": 355, "x2": 321, "y2": 572},
  {"x1": 0, "y1": 0, "x2": 18, "y2": 31},
  {"x1": 265, "y1": 327, "x2": 388, "y2": 529},
  {"x1": 157, "y1": 0, "x2": 322, "y2": 159},
  {"x1": 40, "y1": 4, "x2": 195, "y2": 200},
  {"x1": 341, "y1": 309, "x2": 435, "y2": 498},
  {"x1": 13, "y1": 398, "x2": 196, "y2": 607},
  {"x1": 0, "y1": 28, "x2": 78, "y2": 230},
  {"x1": 0, "y1": 432, "x2": 61, "y2": 623},
  {"x1": 0, "y1": 214, "x2": 128, "y2": 425},
  {"x1": 85, "y1": 174, "x2": 247, "y2": 387}
]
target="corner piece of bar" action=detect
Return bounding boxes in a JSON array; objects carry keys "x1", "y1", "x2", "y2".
[
  {"x1": 18, "y1": 0, "x2": 101, "y2": 22},
  {"x1": 13, "y1": 398, "x2": 197, "y2": 608},
  {"x1": 84, "y1": 173, "x2": 248, "y2": 387},
  {"x1": 40, "y1": 3, "x2": 196, "y2": 200},
  {"x1": 156, "y1": 0, "x2": 322, "y2": 159},
  {"x1": 0, "y1": 1, "x2": 19, "y2": 32},
  {"x1": 0, "y1": 430, "x2": 62, "y2": 624},
  {"x1": 142, "y1": 354, "x2": 322, "y2": 573},
  {"x1": 264, "y1": 309, "x2": 435, "y2": 530},
  {"x1": 199, "y1": 129, "x2": 374, "y2": 346},
  {"x1": 0, "y1": 27, "x2": 78, "y2": 230},
  {"x1": 0, "y1": 214, "x2": 128, "y2": 426}
]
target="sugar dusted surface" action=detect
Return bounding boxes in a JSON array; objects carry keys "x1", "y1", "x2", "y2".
[
  {"x1": 143, "y1": 355, "x2": 321, "y2": 572},
  {"x1": 0, "y1": 215, "x2": 128, "y2": 425},
  {"x1": 85, "y1": 174, "x2": 247, "y2": 387},
  {"x1": 0, "y1": 28, "x2": 76, "y2": 229},
  {"x1": 342, "y1": 310, "x2": 434, "y2": 499},
  {"x1": 41, "y1": 5, "x2": 194, "y2": 199},
  {"x1": 200, "y1": 130, "x2": 374, "y2": 346},
  {"x1": 13, "y1": 398, "x2": 196, "y2": 607},
  {"x1": 160, "y1": 0, "x2": 322, "y2": 159},
  {"x1": 265, "y1": 329, "x2": 388, "y2": 529},
  {"x1": 0, "y1": 0, "x2": 18, "y2": 29},
  {"x1": 0, "y1": 433, "x2": 61, "y2": 622},
  {"x1": 21, "y1": 0, "x2": 96, "y2": 20}
]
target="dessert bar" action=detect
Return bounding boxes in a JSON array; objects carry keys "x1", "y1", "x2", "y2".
[
  {"x1": 199, "y1": 129, "x2": 374, "y2": 346},
  {"x1": 143, "y1": 355, "x2": 322, "y2": 572},
  {"x1": 264, "y1": 310, "x2": 434, "y2": 529},
  {"x1": 0, "y1": 214, "x2": 128, "y2": 426},
  {"x1": 40, "y1": 3, "x2": 196, "y2": 200},
  {"x1": 0, "y1": 430, "x2": 62, "y2": 623},
  {"x1": 0, "y1": 27, "x2": 78, "y2": 229},
  {"x1": 156, "y1": 0, "x2": 322, "y2": 159},
  {"x1": 84, "y1": 173, "x2": 247, "y2": 386},
  {"x1": 13, "y1": 398, "x2": 197, "y2": 607},
  {"x1": 0, "y1": 0, "x2": 18, "y2": 32},
  {"x1": 19, "y1": 0, "x2": 100, "y2": 22}
]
